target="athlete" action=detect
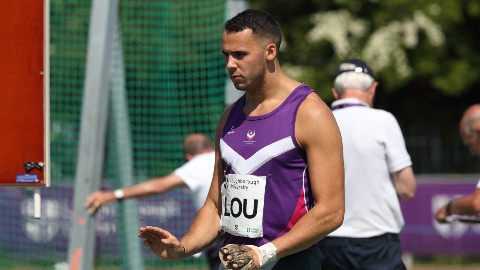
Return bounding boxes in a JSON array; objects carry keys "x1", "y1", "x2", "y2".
[{"x1": 138, "y1": 9, "x2": 344, "y2": 269}]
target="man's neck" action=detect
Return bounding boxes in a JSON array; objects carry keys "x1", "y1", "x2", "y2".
[
  {"x1": 244, "y1": 75, "x2": 301, "y2": 116},
  {"x1": 339, "y1": 89, "x2": 372, "y2": 107}
]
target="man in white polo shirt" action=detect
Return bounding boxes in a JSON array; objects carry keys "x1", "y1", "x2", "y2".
[
  {"x1": 318, "y1": 59, "x2": 417, "y2": 270},
  {"x1": 435, "y1": 104, "x2": 480, "y2": 222}
]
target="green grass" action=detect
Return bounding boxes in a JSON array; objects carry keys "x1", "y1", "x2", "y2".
[{"x1": 414, "y1": 255, "x2": 480, "y2": 265}]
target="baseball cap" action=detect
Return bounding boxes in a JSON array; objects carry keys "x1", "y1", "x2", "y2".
[{"x1": 334, "y1": 59, "x2": 375, "y2": 80}]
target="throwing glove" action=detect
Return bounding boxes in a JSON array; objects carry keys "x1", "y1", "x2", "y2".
[{"x1": 219, "y1": 242, "x2": 277, "y2": 270}]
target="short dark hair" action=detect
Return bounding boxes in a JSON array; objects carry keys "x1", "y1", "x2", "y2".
[
  {"x1": 224, "y1": 9, "x2": 282, "y2": 49},
  {"x1": 182, "y1": 133, "x2": 213, "y2": 156}
]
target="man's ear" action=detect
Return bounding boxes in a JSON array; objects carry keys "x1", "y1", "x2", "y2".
[
  {"x1": 332, "y1": 88, "x2": 340, "y2": 100},
  {"x1": 369, "y1": 82, "x2": 378, "y2": 96},
  {"x1": 184, "y1": 153, "x2": 194, "y2": 161},
  {"x1": 265, "y1": 43, "x2": 277, "y2": 61},
  {"x1": 472, "y1": 120, "x2": 480, "y2": 134},
  {"x1": 367, "y1": 82, "x2": 378, "y2": 105}
]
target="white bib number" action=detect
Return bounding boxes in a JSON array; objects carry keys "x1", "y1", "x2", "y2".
[{"x1": 221, "y1": 174, "x2": 266, "y2": 238}]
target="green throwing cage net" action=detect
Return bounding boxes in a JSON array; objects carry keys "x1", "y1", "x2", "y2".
[{"x1": 0, "y1": 1, "x2": 226, "y2": 269}]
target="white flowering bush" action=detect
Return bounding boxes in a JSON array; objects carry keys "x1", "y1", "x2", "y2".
[{"x1": 306, "y1": 9, "x2": 444, "y2": 81}]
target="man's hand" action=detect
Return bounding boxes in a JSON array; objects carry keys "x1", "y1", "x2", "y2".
[
  {"x1": 219, "y1": 244, "x2": 257, "y2": 269},
  {"x1": 138, "y1": 226, "x2": 186, "y2": 261},
  {"x1": 84, "y1": 191, "x2": 116, "y2": 215},
  {"x1": 434, "y1": 206, "x2": 449, "y2": 223},
  {"x1": 219, "y1": 243, "x2": 277, "y2": 269}
]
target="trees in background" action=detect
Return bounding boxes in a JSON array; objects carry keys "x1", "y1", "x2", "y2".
[{"x1": 251, "y1": 0, "x2": 480, "y2": 173}]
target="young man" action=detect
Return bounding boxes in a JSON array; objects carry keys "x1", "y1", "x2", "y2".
[
  {"x1": 317, "y1": 59, "x2": 416, "y2": 270},
  {"x1": 138, "y1": 9, "x2": 344, "y2": 269},
  {"x1": 85, "y1": 133, "x2": 221, "y2": 270},
  {"x1": 435, "y1": 104, "x2": 480, "y2": 222}
]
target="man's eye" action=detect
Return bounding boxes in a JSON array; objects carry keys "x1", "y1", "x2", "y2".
[{"x1": 233, "y1": 53, "x2": 246, "y2": 59}]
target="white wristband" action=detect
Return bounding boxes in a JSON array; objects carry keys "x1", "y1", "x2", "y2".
[
  {"x1": 114, "y1": 189, "x2": 124, "y2": 200},
  {"x1": 246, "y1": 242, "x2": 277, "y2": 267}
]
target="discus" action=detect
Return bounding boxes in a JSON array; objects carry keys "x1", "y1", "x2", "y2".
[{"x1": 445, "y1": 214, "x2": 480, "y2": 224}]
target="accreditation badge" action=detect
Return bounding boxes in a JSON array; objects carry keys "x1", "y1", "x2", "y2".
[{"x1": 220, "y1": 174, "x2": 266, "y2": 238}]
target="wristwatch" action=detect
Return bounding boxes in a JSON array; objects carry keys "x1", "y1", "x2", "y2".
[
  {"x1": 114, "y1": 189, "x2": 125, "y2": 200},
  {"x1": 445, "y1": 200, "x2": 452, "y2": 216}
]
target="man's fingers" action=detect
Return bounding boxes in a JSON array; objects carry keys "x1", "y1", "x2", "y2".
[
  {"x1": 219, "y1": 244, "x2": 255, "y2": 270},
  {"x1": 144, "y1": 226, "x2": 171, "y2": 239},
  {"x1": 84, "y1": 197, "x2": 102, "y2": 215},
  {"x1": 139, "y1": 230, "x2": 158, "y2": 241},
  {"x1": 138, "y1": 226, "x2": 173, "y2": 245},
  {"x1": 84, "y1": 197, "x2": 94, "y2": 208}
]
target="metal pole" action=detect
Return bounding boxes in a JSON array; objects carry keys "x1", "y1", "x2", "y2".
[
  {"x1": 110, "y1": 15, "x2": 145, "y2": 270},
  {"x1": 67, "y1": 1, "x2": 118, "y2": 269}
]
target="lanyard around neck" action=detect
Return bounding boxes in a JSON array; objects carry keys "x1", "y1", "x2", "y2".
[{"x1": 331, "y1": 103, "x2": 367, "y2": 111}]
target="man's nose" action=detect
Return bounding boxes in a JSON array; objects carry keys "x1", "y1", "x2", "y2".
[{"x1": 225, "y1": 56, "x2": 236, "y2": 70}]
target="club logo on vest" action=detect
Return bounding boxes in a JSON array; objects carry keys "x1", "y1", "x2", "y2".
[
  {"x1": 247, "y1": 130, "x2": 255, "y2": 140},
  {"x1": 242, "y1": 130, "x2": 256, "y2": 146}
]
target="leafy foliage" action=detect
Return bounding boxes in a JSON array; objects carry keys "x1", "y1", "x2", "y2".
[
  {"x1": 251, "y1": 0, "x2": 480, "y2": 100},
  {"x1": 251, "y1": 0, "x2": 480, "y2": 173}
]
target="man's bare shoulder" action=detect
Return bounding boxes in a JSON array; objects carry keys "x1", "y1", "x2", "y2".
[
  {"x1": 295, "y1": 92, "x2": 340, "y2": 148},
  {"x1": 298, "y1": 92, "x2": 332, "y2": 120}
]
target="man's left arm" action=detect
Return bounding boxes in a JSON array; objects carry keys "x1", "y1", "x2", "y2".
[
  {"x1": 385, "y1": 113, "x2": 416, "y2": 200},
  {"x1": 392, "y1": 167, "x2": 416, "y2": 200},
  {"x1": 270, "y1": 93, "x2": 345, "y2": 259}
]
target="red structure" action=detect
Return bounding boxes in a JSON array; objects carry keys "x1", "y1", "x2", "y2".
[{"x1": 0, "y1": 1, "x2": 49, "y2": 186}]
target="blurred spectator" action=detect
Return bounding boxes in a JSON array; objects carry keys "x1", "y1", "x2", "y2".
[{"x1": 435, "y1": 104, "x2": 480, "y2": 223}]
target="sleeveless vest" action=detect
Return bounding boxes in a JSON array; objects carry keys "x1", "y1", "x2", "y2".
[{"x1": 220, "y1": 84, "x2": 315, "y2": 246}]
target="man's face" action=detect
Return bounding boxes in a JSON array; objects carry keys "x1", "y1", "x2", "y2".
[
  {"x1": 221, "y1": 29, "x2": 267, "y2": 91},
  {"x1": 461, "y1": 127, "x2": 480, "y2": 156}
]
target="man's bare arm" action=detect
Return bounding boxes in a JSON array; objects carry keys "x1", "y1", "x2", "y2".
[
  {"x1": 435, "y1": 188, "x2": 480, "y2": 222},
  {"x1": 176, "y1": 106, "x2": 233, "y2": 256},
  {"x1": 392, "y1": 166, "x2": 416, "y2": 200},
  {"x1": 270, "y1": 93, "x2": 345, "y2": 259},
  {"x1": 85, "y1": 174, "x2": 185, "y2": 214}
]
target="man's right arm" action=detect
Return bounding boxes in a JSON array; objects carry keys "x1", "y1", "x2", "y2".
[
  {"x1": 435, "y1": 188, "x2": 480, "y2": 223},
  {"x1": 175, "y1": 106, "x2": 232, "y2": 256},
  {"x1": 85, "y1": 173, "x2": 185, "y2": 214}
]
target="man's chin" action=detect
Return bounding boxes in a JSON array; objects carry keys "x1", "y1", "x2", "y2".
[{"x1": 233, "y1": 83, "x2": 247, "y2": 91}]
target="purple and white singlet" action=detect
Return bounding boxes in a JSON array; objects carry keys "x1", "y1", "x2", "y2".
[{"x1": 220, "y1": 84, "x2": 315, "y2": 246}]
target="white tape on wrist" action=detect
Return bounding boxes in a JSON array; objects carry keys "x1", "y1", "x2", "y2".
[{"x1": 246, "y1": 242, "x2": 277, "y2": 267}]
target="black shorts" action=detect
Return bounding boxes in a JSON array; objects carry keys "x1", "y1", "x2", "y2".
[
  {"x1": 318, "y1": 233, "x2": 406, "y2": 270},
  {"x1": 272, "y1": 245, "x2": 322, "y2": 270}
]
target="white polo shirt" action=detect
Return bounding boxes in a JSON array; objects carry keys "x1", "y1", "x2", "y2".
[
  {"x1": 329, "y1": 98, "x2": 412, "y2": 238},
  {"x1": 174, "y1": 151, "x2": 215, "y2": 211}
]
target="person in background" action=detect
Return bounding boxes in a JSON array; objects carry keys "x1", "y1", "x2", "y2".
[
  {"x1": 84, "y1": 133, "x2": 221, "y2": 270},
  {"x1": 138, "y1": 9, "x2": 345, "y2": 270},
  {"x1": 318, "y1": 59, "x2": 416, "y2": 270},
  {"x1": 435, "y1": 104, "x2": 480, "y2": 222}
]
